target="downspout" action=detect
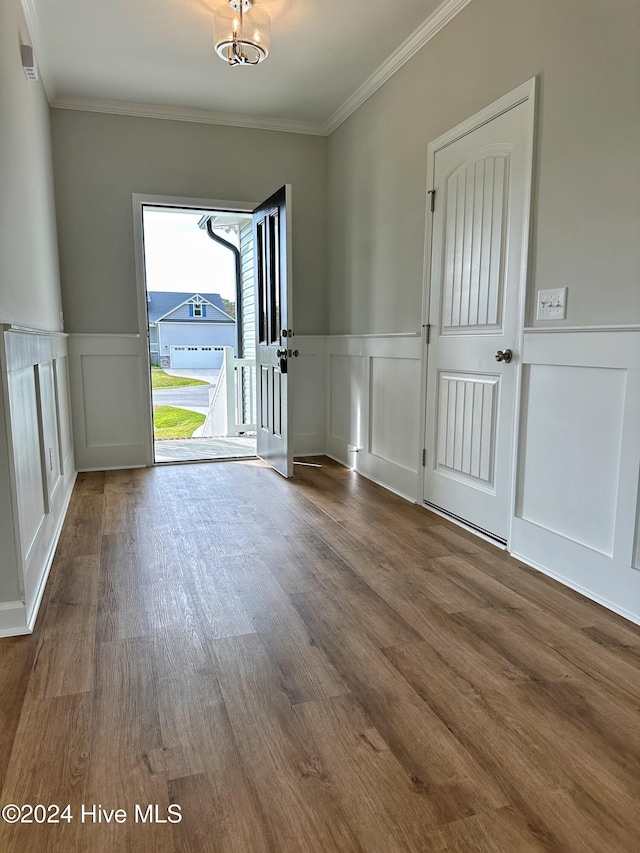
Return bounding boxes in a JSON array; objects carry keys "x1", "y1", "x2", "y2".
[{"x1": 204, "y1": 219, "x2": 244, "y2": 357}]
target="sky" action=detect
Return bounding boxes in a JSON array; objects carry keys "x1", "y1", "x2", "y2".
[{"x1": 142, "y1": 209, "x2": 240, "y2": 301}]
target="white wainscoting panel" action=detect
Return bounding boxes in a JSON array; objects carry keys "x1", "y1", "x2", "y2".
[
  {"x1": 68, "y1": 334, "x2": 152, "y2": 470},
  {"x1": 512, "y1": 329, "x2": 640, "y2": 625},
  {"x1": 291, "y1": 336, "x2": 326, "y2": 456},
  {"x1": 0, "y1": 327, "x2": 76, "y2": 637},
  {"x1": 82, "y1": 355, "x2": 145, "y2": 447},
  {"x1": 37, "y1": 360, "x2": 64, "y2": 509},
  {"x1": 518, "y1": 365, "x2": 625, "y2": 556},
  {"x1": 7, "y1": 365, "x2": 45, "y2": 560},
  {"x1": 329, "y1": 353, "x2": 367, "y2": 449},
  {"x1": 55, "y1": 356, "x2": 74, "y2": 472},
  {"x1": 370, "y1": 357, "x2": 421, "y2": 473},
  {"x1": 326, "y1": 334, "x2": 422, "y2": 501}
]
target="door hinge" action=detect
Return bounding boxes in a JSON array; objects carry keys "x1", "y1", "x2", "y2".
[
  {"x1": 422, "y1": 448, "x2": 426, "y2": 467},
  {"x1": 423, "y1": 324, "x2": 431, "y2": 344},
  {"x1": 428, "y1": 189, "x2": 436, "y2": 212}
]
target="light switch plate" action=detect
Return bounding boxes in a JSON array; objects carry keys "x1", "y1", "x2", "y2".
[{"x1": 537, "y1": 287, "x2": 567, "y2": 320}]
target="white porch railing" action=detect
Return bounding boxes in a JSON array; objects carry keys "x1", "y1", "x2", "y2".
[{"x1": 201, "y1": 347, "x2": 256, "y2": 437}]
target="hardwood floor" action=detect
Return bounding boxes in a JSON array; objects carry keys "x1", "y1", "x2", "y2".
[{"x1": 1, "y1": 456, "x2": 640, "y2": 852}]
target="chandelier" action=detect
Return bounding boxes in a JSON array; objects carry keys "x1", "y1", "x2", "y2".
[{"x1": 214, "y1": 0, "x2": 271, "y2": 66}]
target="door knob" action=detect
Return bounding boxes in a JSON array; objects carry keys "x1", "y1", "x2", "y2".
[
  {"x1": 276, "y1": 349, "x2": 288, "y2": 358},
  {"x1": 495, "y1": 349, "x2": 513, "y2": 363}
]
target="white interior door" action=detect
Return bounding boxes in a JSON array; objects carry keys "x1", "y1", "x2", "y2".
[
  {"x1": 423, "y1": 94, "x2": 534, "y2": 543},
  {"x1": 254, "y1": 185, "x2": 294, "y2": 478}
]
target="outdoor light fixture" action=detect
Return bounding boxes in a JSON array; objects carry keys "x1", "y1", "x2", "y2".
[{"x1": 214, "y1": 0, "x2": 270, "y2": 66}]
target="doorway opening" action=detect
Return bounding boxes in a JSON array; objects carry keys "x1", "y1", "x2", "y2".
[{"x1": 140, "y1": 204, "x2": 258, "y2": 464}]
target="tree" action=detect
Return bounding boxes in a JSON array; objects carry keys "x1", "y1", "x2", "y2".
[{"x1": 222, "y1": 298, "x2": 236, "y2": 319}]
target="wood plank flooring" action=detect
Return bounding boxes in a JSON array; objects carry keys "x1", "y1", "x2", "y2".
[{"x1": 1, "y1": 456, "x2": 640, "y2": 852}]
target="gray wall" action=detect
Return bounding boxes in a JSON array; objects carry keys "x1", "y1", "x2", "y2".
[
  {"x1": 50, "y1": 111, "x2": 328, "y2": 336},
  {"x1": 327, "y1": 0, "x2": 640, "y2": 334},
  {"x1": 0, "y1": 0, "x2": 63, "y2": 331}
]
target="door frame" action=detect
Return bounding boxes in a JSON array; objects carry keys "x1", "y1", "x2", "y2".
[
  {"x1": 132, "y1": 193, "x2": 257, "y2": 466},
  {"x1": 418, "y1": 77, "x2": 537, "y2": 548}
]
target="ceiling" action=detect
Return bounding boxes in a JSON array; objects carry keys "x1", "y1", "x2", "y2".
[{"x1": 24, "y1": 0, "x2": 456, "y2": 133}]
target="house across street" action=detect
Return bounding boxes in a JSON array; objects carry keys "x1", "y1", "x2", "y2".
[{"x1": 147, "y1": 291, "x2": 236, "y2": 368}]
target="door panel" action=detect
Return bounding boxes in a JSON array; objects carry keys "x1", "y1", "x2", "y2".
[
  {"x1": 253, "y1": 185, "x2": 293, "y2": 477},
  {"x1": 272, "y1": 368, "x2": 282, "y2": 438},
  {"x1": 424, "y1": 100, "x2": 533, "y2": 542},
  {"x1": 435, "y1": 372, "x2": 499, "y2": 488},
  {"x1": 260, "y1": 365, "x2": 270, "y2": 430},
  {"x1": 441, "y1": 153, "x2": 509, "y2": 332}
]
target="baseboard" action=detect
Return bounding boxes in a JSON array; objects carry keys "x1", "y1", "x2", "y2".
[
  {"x1": 326, "y1": 453, "x2": 417, "y2": 505},
  {"x1": 510, "y1": 550, "x2": 640, "y2": 628},
  {"x1": 0, "y1": 602, "x2": 31, "y2": 637},
  {"x1": 77, "y1": 464, "x2": 148, "y2": 472}
]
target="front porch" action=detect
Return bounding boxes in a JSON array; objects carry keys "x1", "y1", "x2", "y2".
[{"x1": 154, "y1": 435, "x2": 256, "y2": 463}]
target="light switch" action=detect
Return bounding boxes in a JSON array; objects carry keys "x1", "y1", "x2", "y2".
[{"x1": 537, "y1": 287, "x2": 567, "y2": 320}]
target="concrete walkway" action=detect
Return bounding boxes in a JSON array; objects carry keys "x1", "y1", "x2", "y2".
[
  {"x1": 162, "y1": 368, "x2": 220, "y2": 384},
  {"x1": 154, "y1": 436, "x2": 256, "y2": 463}
]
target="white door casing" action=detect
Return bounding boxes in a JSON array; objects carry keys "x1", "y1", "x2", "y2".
[
  {"x1": 422, "y1": 80, "x2": 536, "y2": 544},
  {"x1": 254, "y1": 185, "x2": 294, "y2": 478}
]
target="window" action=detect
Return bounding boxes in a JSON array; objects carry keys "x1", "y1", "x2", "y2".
[{"x1": 189, "y1": 300, "x2": 207, "y2": 318}]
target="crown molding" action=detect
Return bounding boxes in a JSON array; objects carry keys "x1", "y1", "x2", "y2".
[
  {"x1": 19, "y1": 0, "x2": 39, "y2": 47},
  {"x1": 50, "y1": 95, "x2": 328, "y2": 136},
  {"x1": 324, "y1": 0, "x2": 475, "y2": 135},
  {"x1": 19, "y1": 0, "x2": 38, "y2": 39}
]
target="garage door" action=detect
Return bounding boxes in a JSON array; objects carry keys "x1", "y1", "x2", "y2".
[{"x1": 170, "y1": 346, "x2": 224, "y2": 368}]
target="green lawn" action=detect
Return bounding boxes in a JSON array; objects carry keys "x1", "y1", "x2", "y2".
[
  {"x1": 151, "y1": 368, "x2": 208, "y2": 390},
  {"x1": 153, "y1": 406, "x2": 205, "y2": 440}
]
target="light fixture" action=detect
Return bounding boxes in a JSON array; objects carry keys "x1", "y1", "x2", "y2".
[{"x1": 214, "y1": 0, "x2": 271, "y2": 66}]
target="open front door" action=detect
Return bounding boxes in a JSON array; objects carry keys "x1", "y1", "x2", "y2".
[{"x1": 253, "y1": 185, "x2": 294, "y2": 477}]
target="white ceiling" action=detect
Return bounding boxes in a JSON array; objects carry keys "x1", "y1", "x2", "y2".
[{"x1": 24, "y1": 0, "x2": 456, "y2": 133}]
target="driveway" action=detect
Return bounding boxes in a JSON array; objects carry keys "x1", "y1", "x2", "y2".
[{"x1": 153, "y1": 386, "x2": 211, "y2": 415}]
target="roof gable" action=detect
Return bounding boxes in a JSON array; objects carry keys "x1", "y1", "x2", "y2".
[{"x1": 147, "y1": 292, "x2": 233, "y2": 323}]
